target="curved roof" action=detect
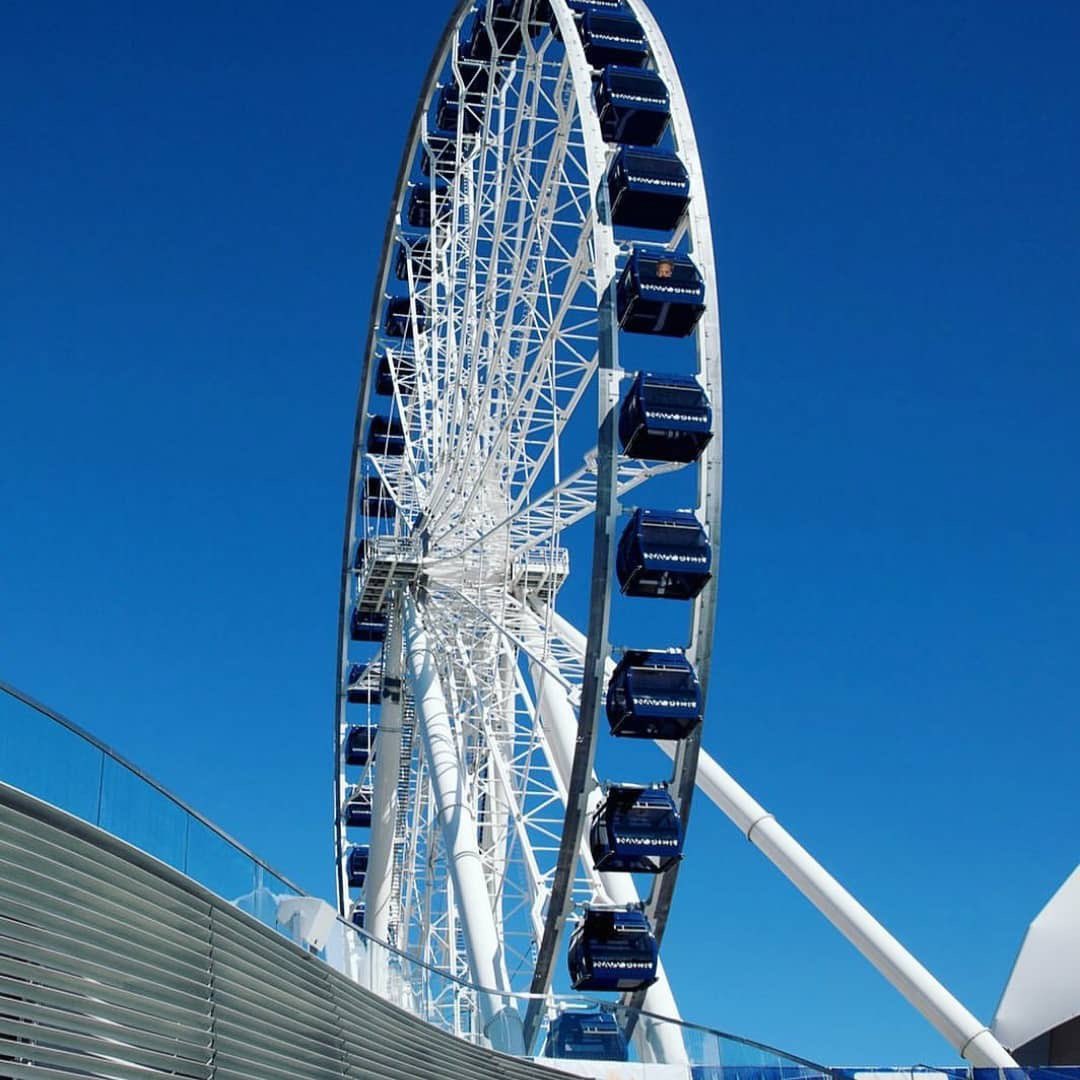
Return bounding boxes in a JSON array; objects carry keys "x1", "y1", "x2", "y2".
[{"x1": 993, "y1": 864, "x2": 1080, "y2": 1051}]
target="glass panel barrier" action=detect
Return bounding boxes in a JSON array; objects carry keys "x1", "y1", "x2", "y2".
[
  {"x1": 98, "y1": 754, "x2": 189, "y2": 873},
  {"x1": 0, "y1": 681, "x2": 302, "y2": 930},
  {"x1": 0, "y1": 687, "x2": 104, "y2": 823},
  {"x1": 1, "y1": 680, "x2": 827, "y2": 1073}
]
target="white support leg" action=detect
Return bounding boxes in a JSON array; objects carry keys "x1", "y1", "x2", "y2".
[
  {"x1": 366, "y1": 608, "x2": 405, "y2": 946},
  {"x1": 403, "y1": 596, "x2": 525, "y2": 1056},
  {"x1": 659, "y1": 743, "x2": 1017, "y2": 1068},
  {"x1": 535, "y1": 601, "x2": 1017, "y2": 1068}
]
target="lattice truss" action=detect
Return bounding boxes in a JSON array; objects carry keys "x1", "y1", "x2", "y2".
[
  {"x1": 352, "y1": 24, "x2": 623, "y2": 1007},
  {"x1": 339, "y1": 0, "x2": 714, "y2": 1040}
]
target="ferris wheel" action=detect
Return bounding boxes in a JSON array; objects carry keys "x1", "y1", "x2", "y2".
[{"x1": 334, "y1": 0, "x2": 722, "y2": 1059}]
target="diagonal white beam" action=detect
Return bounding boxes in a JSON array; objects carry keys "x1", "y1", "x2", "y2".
[{"x1": 532, "y1": 600, "x2": 1017, "y2": 1068}]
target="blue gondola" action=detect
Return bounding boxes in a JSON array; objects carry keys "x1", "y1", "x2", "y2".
[
  {"x1": 565, "y1": 0, "x2": 626, "y2": 12},
  {"x1": 578, "y1": 11, "x2": 649, "y2": 69},
  {"x1": 345, "y1": 789, "x2": 374, "y2": 829},
  {"x1": 345, "y1": 725, "x2": 378, "y2": 766},
  {"x1": 548, "y1": 0, "x2": 625, "y2": 35},
  {"x1": 384, "y1": 296, "x2": 425, "y2": 339},
  {"x1": 406, "y1": 183, "x2": 448, "y2": 229},
  {"x1": 350, "y1": 610, "x2": 387, "y2": 643},
  {"x1": 545, "y1": 1010, "x2": 628, "y2": 1062},
  {"x1": 346, "y1": 845, "x2": 370, "y2": 889},
  {"x1": 376, "y1": 354, "x2": 415, "y2": 396},
  {"x1": 594, "y1": 66, "x2": 670, "y2": 146},
  {"x1": 456, "y1": 43, "x2": 492, "y2": 94},
  {"x1": 606, "y1": 650, "x2": 703, "y2": 740},
  {"x1": 590, "y1": 784, "x2": 684, "y2": 874},
  {"x1": 568, "y1": 908, "x2": 658, "y2": 992},
  {"x1": 619, "y1": 371, "x2": 713, "y2": 463},
  {"x1": 607, "y1": 147, "x2": 690, "y2": 232},
  {"x1": 420, "y1": 137, "x2": 456, "y2": 176},
  {"x1": 365, "y1": 476, "x2": 396, "y2": 519},
  {"x1": 367, "y1": 415, "x2": 406, "y2": 457},
  {"x1": 354, "y1": 539, "x2": 366, "y2": 571},
  {"x1": 350, "y1": 903, "x2": 366, "y2": 930},
  {"x1": 466, "y1": 3, "x2": 523, "y2": 60},
  {"x1": 616, "y1": 249, "x2": 706, "y2": 337},
  {"x1": 437, "y1": 85, "x2": 482, "y2": 135},
  {"x1": 346, "y1": 664, "x2": 381, "y2": 706},
  {"x1": 616, "y1": 509, "x2": 711, "y2": 599},
  {"x1": 395, "y1": 236, "x2": 431, "y2": 282}
]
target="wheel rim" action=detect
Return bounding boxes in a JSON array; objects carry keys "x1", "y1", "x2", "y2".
[{"x1": 334, "y1": 0, "x2": 723, "y2": 1056}]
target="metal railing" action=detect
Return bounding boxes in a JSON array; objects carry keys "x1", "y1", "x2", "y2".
[{"x1": 0, "y1": 679, "x2": 829, "y2": 1073}]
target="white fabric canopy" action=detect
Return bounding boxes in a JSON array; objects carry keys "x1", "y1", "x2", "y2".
[{"x1": 993, "y1": 865, "x2": 1080, "y2": 1050}]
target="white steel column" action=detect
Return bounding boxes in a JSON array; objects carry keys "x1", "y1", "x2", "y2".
[
  {"x1": 530, "y1": 662, "x2": 688, "y2": 1065},
  {"x1": 536, "y1": 601, "x2": 1016, "y2": 1068},
  {"x1": 659, "y1": 743, "x2": 1018, "y2": 1068},
  {"x1": 403, "y1": 596, "x2": 524, "y2": 1055},
  {"x1": 366, "y1": 606, "x2": 405, "y2": 945}
]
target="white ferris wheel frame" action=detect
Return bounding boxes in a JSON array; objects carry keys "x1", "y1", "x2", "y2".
[
  {"x1": 333, "y1": 0, "x2": 720, "y2": 1055},
  {"x1": 333, "y1": 0, "x2": 1017, "y2": 1068}
]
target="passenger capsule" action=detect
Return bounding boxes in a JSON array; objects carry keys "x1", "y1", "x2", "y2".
[
  {"x1": 466, "y1": 3, "x2": 523, "y2": 60},
  {"x1": 616, "y1": 509, "x2": 711, "y2": 599},
  {"x1": 365, "y1": 476, "x2": 396, "y2": 519},
  {"x1": 568, "y1": 908, "x2": 658, "y2": 992},
  {"x1": 406, "y1": 183, "x2": 449, "y2": 229},
  {"x1": 606, "y1": 650, "x2": 703, "y2": 740},
  {"x1": 565, "y1": 0, "x2": 626, "y2": 12},
  {"x1": 345, "y1": 789, "x2": 374, "y2": 829},
  {"x1": 346, "y1": 664, "x2": 381, "y2": 706},
  {"x1": 376, "y1": 354, "x2": 415, "y2": 397},
  {"x1": 354, "y1": 540, "x2": 367, "y2": 571},
  {"x1": 420, "y1": 137, "x2": 456, "y2": 177},
  {"x1": 593, "y1": 66, "x2": 671, "y2": 146},
  {"x1": 350, "y1": 903, "x2": 366, "y2": 930},
  {"x1": 395, "y1": 236, "x2": 431, "y2": 282},
  {"x1": 617, "y1": 249, "x2": 706, "y2": 337},
  {"x1": 345, "y1": 725, "x2": 377, "y2": 767},
  {"x1": 350, "y1": 610, "x2": 387, "y2": 643},
  {"x1": 590, "y1": 784, "x2": 684, "y2": 874},
  {"x1": 607, "y1": 147, "x2": 691, "y2": 232},
  {"x1": 456, "y1": 44, "x2": 492, "y2": 95},
  {"x1": 346, "y1": 845, "x2": 370, "y2": 888},
  {"x1": 367, "y1": 415, "x2": 406, "y2": 457},
  {"x1": 437, "y1": 85, "x2": 482, "y2": 135},
  {"x1": 545, "y1": 1010, "x2": 628, "y2": 1062},
  {"x1": 578, "y1": 11, "x2": 649, "y2": 69},
  {"x1": 383, "y1": 296, "x2": 425, "y2": 339},
  {"x1": 619, "y1": 371, "x2": 713, "y2": 463}
]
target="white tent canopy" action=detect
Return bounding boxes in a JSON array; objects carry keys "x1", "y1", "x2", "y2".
[{"x1": 993, "y1": 865, "x2": 1080, "y2": 1053}]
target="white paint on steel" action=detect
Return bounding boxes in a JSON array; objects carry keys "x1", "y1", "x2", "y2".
[
  {"x1": 992, "y1": 864, "x2": 1080, "y2": 1052},
  {"x1": 366, "y1": 608, "x2": 406, "y2": 944},
  {"x1": 534, "y1": 601, "x2": 1016, "y2": 1067},
  {"x1": 341, "y1": 0, "x2": 727, "y2": 1043},
  {"x1": 403, "y1": 596, "x2": 522, "y2": 1052}
]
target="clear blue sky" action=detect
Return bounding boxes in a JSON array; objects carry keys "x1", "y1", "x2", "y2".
[{"x1": 2, "y1": 0, "x2": 1077, "y2": 1067}]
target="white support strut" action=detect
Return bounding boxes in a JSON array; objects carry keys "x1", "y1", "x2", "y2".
[
  {"x1": 665, "y1": 747, "x2": 1018, "y2": 1068},
  {"x1": 535, "y1": 601, "x2": 1017, "y2": 1067},
  {"x1": 402, "y1": 596, "x2": 525, "y2": 1055},
  {"x1": 365, "y1": 608, "x2": 405, "y2": 945}
]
